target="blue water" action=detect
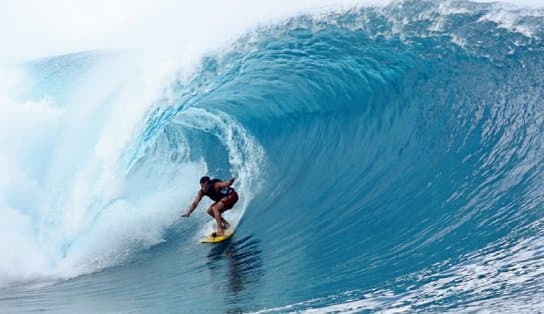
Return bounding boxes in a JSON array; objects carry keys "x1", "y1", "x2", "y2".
[{"x1": 1, "y1": 1, "x2": 544, "y2": 313}]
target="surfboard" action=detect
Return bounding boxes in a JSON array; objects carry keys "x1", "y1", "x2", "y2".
[{"x1": 200, "y1": 228, "x2": 234, "y2": 243}]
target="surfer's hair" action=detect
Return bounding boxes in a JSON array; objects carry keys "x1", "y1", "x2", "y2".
[{"x1": 200, "y1": 176, "x2": 211, "y2": 184}]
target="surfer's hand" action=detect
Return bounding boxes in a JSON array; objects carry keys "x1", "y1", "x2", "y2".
[{"x1": 182, "y1": 212, "x2": 190, "y2": 218}]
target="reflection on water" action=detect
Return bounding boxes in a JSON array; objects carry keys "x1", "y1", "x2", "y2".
[{"x1": 207, "y1": 235, "x2": 264, "y2": 311}]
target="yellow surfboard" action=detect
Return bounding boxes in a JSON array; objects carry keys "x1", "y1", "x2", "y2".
[{"x1": 200, "y1": 229, "x2": 234, "y2": 243}]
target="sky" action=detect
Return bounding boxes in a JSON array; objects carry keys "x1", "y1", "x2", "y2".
[
  {"x1": 0, "y1": 0, "x2": 542, "y2": 64},
  {"x1": 0, "y1": 0, "x2": 381, "y2": 64}
]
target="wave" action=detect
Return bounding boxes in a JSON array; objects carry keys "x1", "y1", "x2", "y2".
[{"x1": 1, "y1": 0, "x2": 543, "y2": 312}]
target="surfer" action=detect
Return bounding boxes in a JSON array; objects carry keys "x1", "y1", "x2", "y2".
[{"x1": 182, "y1": 176, "x2": 238, "y2": 237}]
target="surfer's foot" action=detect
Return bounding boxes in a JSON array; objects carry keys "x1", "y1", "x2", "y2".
[{"x1": 213, "y1": 230, "x2": 224, "y2": 237}]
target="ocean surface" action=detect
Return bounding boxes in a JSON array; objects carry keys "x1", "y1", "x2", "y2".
[{"x1": 1, "y1": 0, "x2": 544, "y2": 313}]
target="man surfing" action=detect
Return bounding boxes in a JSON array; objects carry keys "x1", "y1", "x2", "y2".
[{"x1": 182, "y1": 176, "x2": 238, "y2": 237}]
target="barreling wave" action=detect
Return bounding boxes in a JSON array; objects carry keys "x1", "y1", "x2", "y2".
[{"x1": 1, "y1": 0, "x2": 543, "y2": 312}]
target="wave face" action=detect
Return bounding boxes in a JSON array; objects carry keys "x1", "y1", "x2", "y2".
[{"x1": 1, "y1": 1, "x2": 544, "y2": 313}]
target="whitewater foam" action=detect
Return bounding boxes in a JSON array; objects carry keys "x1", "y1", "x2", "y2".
[{"x1": 0, "y1": 52, "x2": 199, "y2": 285}]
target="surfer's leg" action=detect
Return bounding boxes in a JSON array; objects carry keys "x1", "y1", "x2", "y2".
[
  {"x1": 206, "y1": 202, "x2": 218, "y2": 218},
  {"x1": 210, "y1": 202, "x2": 226, "y2": 236},
  {"x1": 218, "y1": 195, "x2": 236, "y2": 230},
  {"x1": 222, "y1": 218, "x2": 231, "y2": 230},
  {"x1": 207, "y1": 202, "x2": 226, "y2": 236},
  {"x1": 210, "y1": 209, "x2": 229, "y2": 229}
]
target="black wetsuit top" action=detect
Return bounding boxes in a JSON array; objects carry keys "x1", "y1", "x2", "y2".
[{"x1": 203, "y1": 179, "x2": 235, "y2": 201}]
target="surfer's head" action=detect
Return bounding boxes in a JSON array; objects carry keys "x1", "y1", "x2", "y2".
[{"x1": 200, "y1": 176, "x2": 211, "y2": 192}]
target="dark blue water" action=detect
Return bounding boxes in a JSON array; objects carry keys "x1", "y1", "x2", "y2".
[{"x1": 1, "y1": 1, "x2": 544, "y2": 313}]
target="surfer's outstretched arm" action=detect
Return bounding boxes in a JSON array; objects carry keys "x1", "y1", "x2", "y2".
[{"x1": 183, "y1": 191, "x2": 204, "y2": 217}]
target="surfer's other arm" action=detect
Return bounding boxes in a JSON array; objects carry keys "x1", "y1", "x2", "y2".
[
  {"x1": 215, "y1": 177, "x2": 235, "y2": 189},
  {"x1": 183, "y1": 190, "x2": 203, "y2": 217}
]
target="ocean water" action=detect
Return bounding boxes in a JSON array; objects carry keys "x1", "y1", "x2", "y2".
[{"x1": 1, "y1": 0, "x2": 544, "y2": 313}]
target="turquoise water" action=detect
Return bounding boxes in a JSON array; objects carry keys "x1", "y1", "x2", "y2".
[{"x1": 1, "y1": 1, "x2": 544, "y2": 313}]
